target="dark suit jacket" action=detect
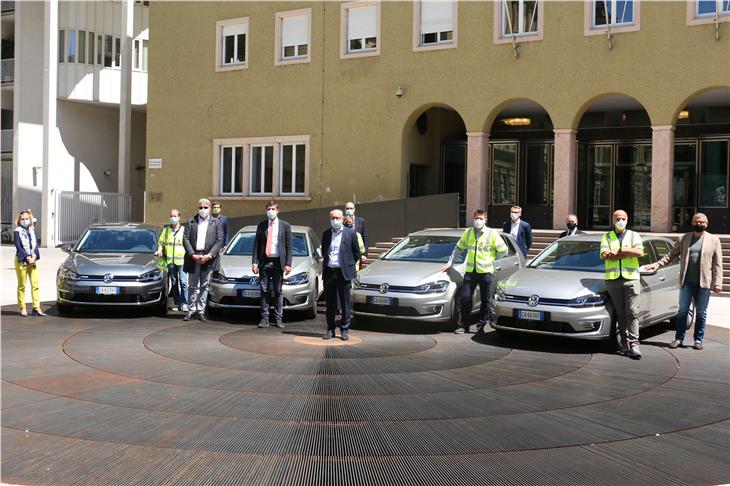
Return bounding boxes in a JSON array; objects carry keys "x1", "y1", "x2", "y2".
[
  {"x1": 321, "y1": 227, "x2": 362, "y2": 282},
  {"x1": 213, "y1": 214, "x2": 230, "y2": 245},
  {"x1": 183, "y1": 215, "x2": 224, "y2": 272},
  {"x1": 502, "y1": 219, "x2": 532, "y2": 256},
  {"x1": 355, "y1": 216, "x2": 368, "y2": 255},
  {"x1": 252, "y1": 218, "x2": 293, "y2": 269},
  {"x1": 559, "y1": 229, "x2": 586, "y2": 238}
]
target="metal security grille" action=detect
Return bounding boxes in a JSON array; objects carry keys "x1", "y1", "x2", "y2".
[{"x1": 55, "y1": 191, "x2": 131, "y2": 244}]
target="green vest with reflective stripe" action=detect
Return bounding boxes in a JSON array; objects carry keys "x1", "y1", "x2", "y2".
[
  {"x1": 159, "y1": 225, "x2": 186, "y2": 266},
  {"x1": 456, "y1": 227, "x2": 508, "y2": 274},
  {"x1": 600, "y1": 230, "x2": 642, "y2": 280}
]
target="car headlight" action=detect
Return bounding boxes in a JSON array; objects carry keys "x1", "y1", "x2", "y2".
[
  {"x1": 494, "y1": 288, "x2": 506, "y2": 302},
  {"x1": 60, "y1": 268, "x2": 79, "y2": 281},
  {"x1": 211, "y1": 272, "x2": 228, "y2": 284},
  {"x1": 569, "y1": 294, "x2": 604, "y2": 307},
  {"x1": 284, "y1": 272, "x2": 310, "y2": 285},
  {"x1": 414, "y1": 280, "x2": 450, "y2": 294},
  {"x1": 138, "y1": 269, "x2": 163, "y2": 282}
]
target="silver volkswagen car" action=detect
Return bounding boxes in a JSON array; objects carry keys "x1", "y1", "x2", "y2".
[
  {"x1": 56, "y1": 223, "x2": 166, "y2": 314},
  {"x1": 352, "y1": 228, "x2": 525, "y2": 325},
  {"x1": 490, "y1": 233, "x2": 685, "y2": 343},
  {"x1": 207, "y1": 225, "x2": 322, "y2": 318}
]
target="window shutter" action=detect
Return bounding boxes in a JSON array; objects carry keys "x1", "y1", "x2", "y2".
[
  {"x1": 282, "y1": 15, "x2": 309, "y2": 46},
  {"x1": 222, "y1": 23, "x2": 247, "y2": 37},
  {"x1": 347, "y1": 5, "x2": 377, "y2": 40},
  {"x1": 421, "y1": 0, "x2": 454, "y2": 34}
]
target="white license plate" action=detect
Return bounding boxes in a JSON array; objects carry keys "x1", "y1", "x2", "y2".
[
  {"x1": 369, "y1": 296, "x2": 395, "y2": 306},
  {"x1": 243, "y1": 289, "x2": 260, "y2": 298},
  {"x1": 95, "y1": 287, "x2": 120, "y2": 295},
  {"x1": 517, "y1": 310, "x2": 543, "y2": 321}
]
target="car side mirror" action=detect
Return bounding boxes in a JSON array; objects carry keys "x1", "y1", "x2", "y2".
[{"x1": 60, "y1": 244, "x2": 73, "y2": 253}]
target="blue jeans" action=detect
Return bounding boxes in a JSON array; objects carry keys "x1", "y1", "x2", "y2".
[
  {"x1": 676, "y1": 280, "x2": 710, "y2": 343},
  {"x1": 168, "y1": 264, "x2": 188, "y2": 307}
]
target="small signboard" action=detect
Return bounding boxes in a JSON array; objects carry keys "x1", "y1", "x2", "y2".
[{"x1": 148, "y1": 157, "x2": 162, "y2": 169}]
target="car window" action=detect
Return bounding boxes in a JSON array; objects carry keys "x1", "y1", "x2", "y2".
[
  {"x1": 498, "y1": 234, "x2": 516, "y2": 259},
  {"x1": 291, "y1": 233, "x2": 309, "y2": 256},
  {"x1": 384, "y1": 235, "x2": 463, "y2": 263},
  {"x1": 651, "y1": 240, "x2": 672, "y2": 260},
  {"x1": 226, "y1": 232, "x2": 308, "y2": 256},
  {"x1": 528, "y1": 240, "x2": 604, "y2": 272},
  {"x1": 638, "y1": 242, "x2": 655, "y2": 266},
  {"x1": 76, "y1": 229, "x2": 157, "y2": 253}
]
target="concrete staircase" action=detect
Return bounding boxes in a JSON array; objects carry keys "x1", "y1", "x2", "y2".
[{"x1": 363, "y1": 238, "x2": 404, "y2": 267}]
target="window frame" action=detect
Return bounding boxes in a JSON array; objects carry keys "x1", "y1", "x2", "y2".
[
  {"x1": 413, "y1": 0, "x2": 458, "y2": 52},
  {"x1": 340, "y1": 1, "x2": 381, "y2": 59},
  {"x1": 249, "y1": 144, "x2": 275, "y2": 196},
  {"x1": 216, "y1": 17, "x2": 250, "y2": 72},
  {"x1": 584, "y1": 0, "x2": 640, "y2": 36},
  {"x1": 275, "y1": 8, "x2": 312, "y2": 66},
  {"x1": 219, "y1": 145, "x2": 244, "y2": 196},
  {"x1": 687, "y1": 0, "x2": 730, "y2": 25},
  {"x1": 494, "y1": 0, "x2": 544, "y2": 44},
  {"x1": 279, "y1": 143, "x2": 307, "y2": 196}
]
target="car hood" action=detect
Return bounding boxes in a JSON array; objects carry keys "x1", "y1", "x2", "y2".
[
  {"x1": 218, "y1": 256, "x2": 312, "y2": 278},
  {"x1": 65, "y1": 252, "x2": 159, "y2": 276},
  {"x1": 358, "y1": 259, "x2": 465, "y2": 286},
  {"x1": 497, "y1": 268, "x2": 606, "y2": 299}
]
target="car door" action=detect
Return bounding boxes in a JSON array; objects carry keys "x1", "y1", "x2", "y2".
[
  {"x1": 636, "y1": 241, "x2": 661, "y2": 326},
  {"x1": 650, "y1": 239, "x2": 680, "y2": 318}
]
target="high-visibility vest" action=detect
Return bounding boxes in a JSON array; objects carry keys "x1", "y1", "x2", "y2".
[
  {"x1": 456, "y1": 227, "x2": 508, "y2": 274},
  {"x1": 600, "y1": 230, "x2": 643, "y2": 280},
  {"x1": 158, "y1": 225, "x2": 186, "y2": 266},
  {"x1": 355, "y1": 232, "x2": 366, "y2": 272}
]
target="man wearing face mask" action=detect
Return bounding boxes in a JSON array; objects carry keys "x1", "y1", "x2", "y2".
[
  {"x1": 155, "y1": 209, "x2": 188, "y2": 312},
  {"x1": 644, "y1": 213, "x2": 723, "y2": 350},
  {"x1": 344, "y1": 202, "x2": 368, "y2": 257},
  {"x1": 600, "y1": 210, "x2": 645, "y2": 359},
  {"x1": 183, "y1": 198, "x2": 224, "y2": 321},
  {"x1": 321, "y1": 209, "x2": 362, "y2": 340},
  {"x1": 502, "y1": 206, "x2": 532, "y2": 257},
  {"x1": 559, "y1": 214, "x2": 584, "y2": 238},
  {"x1": 252, "y1": 200, "x2": 292, "y2": 329},
  {"x1": 211, "y1": 201, "x2": 229, "y2": 247},
  {"x1": 442, "y1": 209, "x2": 508, "y2": 334}
]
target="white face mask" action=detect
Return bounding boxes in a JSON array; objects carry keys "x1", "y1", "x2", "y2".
[
  {"x1": 170, "y1": 217, "x2": 179, "y2": 225},
  {"x1": 614, "y1": 220, "x2": 627, "y2": 231},
  {"x1": 266, "y1": 209, "x2": 277, "y2": 220},
  {"x1": 198, "y1": 208, "x2": 209, "y2": 219},
  {"x1": 473, "y1": 219, "x2": 485, "y2": 230},
  {"x1": 510, "y1": 212, "x2": 519, "y2": 222},
  {"x1": 344, "y1": 208, "x2": 354, "y2": 217}
]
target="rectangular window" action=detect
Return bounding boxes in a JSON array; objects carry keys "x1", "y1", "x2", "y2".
[
  {"x1": 134, "y1": 39, "x2": 140, "y2": 69},
  {"x1": 220, "y1": 146, "x2": 243, "y2": 194},
  {"x1": 280, "y1": 144, "x2": 306, "y2": 194},
  {"x1": 114, "y1": 37, "x2": 121, "y2": 67},
  {"x1": 699, "y1": 140, "x2": 729, "y2": 207},
  {"x1": 491, "y1": 143, "x2": 517, "y2": 205},
  {"x1": 697, "y1": 0, "x2": 730, "y2": 16},
  {"x1": 673, "y1": 143, "x2": 697, "y2": 230},
  {"x1": 420, "y1": 0, "x2": 454, "y2": 45},
  {"x1": 58, "y1": 30, "x2": 65, "y2": 63},
  {"x1": 222, "y1": 23, "x2": 247, "y2": 65},
  {"x1": 88, "y1": 32, "x2": 95, "y2": 65},
  {"x1": 502, "y1": 0, "x2": 539, "y2": 37},
  {"x1": 281, "y1": 14, "x2": 309, "y2": 59},
  {"x1": 594, "y1": 0, "x2": 633, "y2": 26},
  {"x1": 346, "y1": 4, "x2": 378, "y2": 52},
  {"x1": 104, "y1": 35, "x2": 113, "y2": 67},
  {"x1": 78, "y1": 30, "x2": 86, "y2": 64},
  {"x1": 250, "y1": 145, "x2": 274, "y2": 194},
  {"x1": 142, "y1": 40, "x2": 148, "y2": 71},
  {"x1": 97, "y1": 35, "x2": 102, "y2": 64},
  {"x1": 67, "y1": 30, "x2": 76, "y2": 63}
]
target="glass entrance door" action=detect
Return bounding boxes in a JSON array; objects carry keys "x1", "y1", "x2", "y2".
[
  {"x1": 615, "y1": 144, "x2": 652, "y2": 230},
  {"x1": 441, "y1": 142, "x2": 466, "y2": 225},
  {"x1": 581, "y1": 145, "x2": 612, "y2": 229}
]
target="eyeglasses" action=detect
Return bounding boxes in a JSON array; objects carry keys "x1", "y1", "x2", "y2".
[{"x1": 199, "y1": 206, "x2": 210, "y2": 209}]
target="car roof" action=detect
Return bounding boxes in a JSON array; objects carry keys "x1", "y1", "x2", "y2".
[
  {"x1": 407, "y1": 227, "x2": 515, "y2": 237},
  {"x1": 558, "y1": 232, "x2": 675, "y2": 244},
  {"x1": 88, "y1": 223, "x2": 159, "y2": 230},
  {"x1": 238, "y1": 224, "x2": 314, "y2": 234}
]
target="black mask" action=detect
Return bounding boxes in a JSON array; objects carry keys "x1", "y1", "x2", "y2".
[
  {"x1": 693, "y1": 224, "x2": 706, "y2": 233},
  {"x1": 566, "y1": 223, "x2": 577, "y2": 231}
]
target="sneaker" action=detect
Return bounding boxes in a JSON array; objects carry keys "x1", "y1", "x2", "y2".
[
  {"x1": 198, "y1": 313, "x2": 207, "y2": 322},
  {"x1": 258, "y1": 319, "x2": 269, "y2": 328},
  {"x1": 181, "y1": 304, "x2": 189, "y2": 312},
  {"x1": 183, "y1": 313, "x2": 194, "y2": 321},
  {"x1": 668, "y1": 340, "x2": 682, "y2": 349},
  {"x1": 628, "y1": 341, "x2": 642, "y2": 360},
  {"x1": 617, "y1": 343, "x2": 629, "y2": 356},
  {"x1": 275, "y1": 321, "x2": 285, "y2": 329},
  {"x1": 341, "y1": 331, "x2": 349, "y2": 341},
  {"x1": 693, "y1": 341, "x2": 703, "y2": 350},
  {"x1": 454, "y1": 327, "x2": 465, "y2": 334},
  {"x1": 323, "y1": 331, "x2": 335, "y2": 340},
  {"x1": 170, "y1": 307, "x2": 179, "y2": 312}
]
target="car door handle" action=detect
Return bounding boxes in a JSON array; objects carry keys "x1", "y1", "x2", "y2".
[
  {"x1": 495, "y1": 266, "x2": 502, "y2": 271},
  {"x1": 514, "y1": 261, "x2": 520, "y2": 266},
  {"x1": 659, "y1": 276, "x2": 665, "y2": 281}
]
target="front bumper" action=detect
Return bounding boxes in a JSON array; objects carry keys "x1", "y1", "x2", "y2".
[
  {"x1": 490, "y1": 300, "x2": 612, "y2": 340},
  {"x1": 57, "y1": 278, "x2": 166, "y2": 306},
  {"x1": 351, "y1": 288, "x2": 455, "y2": 322},
  {"x1": 207, "y1": 281, "x2": 315, "y2": 310}
]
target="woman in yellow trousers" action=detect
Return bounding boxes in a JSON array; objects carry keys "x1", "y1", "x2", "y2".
[{"x1": 13, "y1": 210, "x2": 45, "y2": 317}]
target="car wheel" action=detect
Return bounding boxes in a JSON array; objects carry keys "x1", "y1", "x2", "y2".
[
  {"x1": 155, "y1": 299, "x2": 168, "y2": 316},
  {"x1": 56, "y1": 302, "x2": 73, "y2": 315},
  {"x1": 605, "y1": 317, "x2": 621, "y2": 352}
]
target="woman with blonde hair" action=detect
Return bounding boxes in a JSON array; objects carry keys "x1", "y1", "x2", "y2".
[{"x1": 13, "y1": 210, "x2": 44, "y2": 316}]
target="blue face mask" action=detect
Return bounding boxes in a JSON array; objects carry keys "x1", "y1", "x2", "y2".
[
  {"x1": 266, "y1": 209, "x2": 277, "y2": 220},
  {"x1": 344, "y1": 209, "x2": 354, "y2": 217},
  {"x1": 20, "y1": 220, "x2": 30, "y2": 228},
  {"x1": 331, "y1": 219, "x2": 343, "y2": 230}
]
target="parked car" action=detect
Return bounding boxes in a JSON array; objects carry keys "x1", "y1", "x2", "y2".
[
  {"x1": 207, "y1": 225, "x2": 322, "y2": 318},
  {"x1": 490, "y1": 233, "x2": 689, "y2": 344},
  {"x1": 56, "y1": 223, "x2": 167, "y2": 314},
  {"x1": 352, "y1": 228, "x2": 525, "y2": 325}
]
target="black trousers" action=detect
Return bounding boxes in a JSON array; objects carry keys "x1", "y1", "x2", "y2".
[
  {"x1": 260, "y1": 258, "x2": 284, "y2": 322},
  {"x1": 324, "y1": 267, "x2": 353, "y2": 332},
  {"x1": 459, "y1": 271, "x2": 493, "y2": 328}
]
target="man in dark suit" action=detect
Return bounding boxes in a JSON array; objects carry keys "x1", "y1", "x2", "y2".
[
  {"x1": 322, "y1": 209, "x2": 362, "y2": 341},
  {"x1": 559, "y1": 214, "x2": 586, "y2": 238},
  {"x1": 211, "y1": 201, "x2": 230, "y2": 246},
  {"x1": 183, "y1": 198, "x2": 224, "y2": 321},
  {"x1": 252, "y1": 200, "x2": 292, "y2": 329},
  {"x1": 502, "y1": 205, "x2": 532, "y2": 257},
  {"x1": 344, "y1": 201, "x2": 368, "y2": 257}
]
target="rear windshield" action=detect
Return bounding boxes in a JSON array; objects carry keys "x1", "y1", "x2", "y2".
[
  {"x1": 76, "y1": 229, "x2": 157, "y2": 253},
  {"x1": 226, "y1": 232, "x2": 309, "y2": 257},
  {"x1": 528, "y1": 240, "x2": 604, "y2": 272}
]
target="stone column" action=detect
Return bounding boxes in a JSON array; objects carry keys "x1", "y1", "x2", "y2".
[
  {"x1": 41, "y1": 0, "x2": 59, "y2": 247},
  {"x1": 466, "y1": 132, "x2": 490, "y2": 218},
  {"x1": 118, "y1": 0, "x2": 133, "y2": 198},
  {"x1": 552, "y1": 129, "x2": 577, "y2": 229},
  {"x1": 651, "y1": 125, "x2": 675, "y2": 232}
]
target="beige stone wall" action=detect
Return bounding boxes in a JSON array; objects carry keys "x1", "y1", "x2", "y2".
[{"x1": 145, "y1": 1, "x2": 730, "y2": 223}]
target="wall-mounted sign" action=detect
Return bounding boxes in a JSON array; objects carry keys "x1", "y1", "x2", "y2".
[{"x1": 148, "y1": 157, "x2": 162, "y2": 169}]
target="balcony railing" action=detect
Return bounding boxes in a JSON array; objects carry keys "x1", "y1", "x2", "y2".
[
  {"x1": 1, "y1": 129, "x2": 12, "y2": 153},
  {"x1": 1, "y1": 58, "x2": 13, "y2": 83},
  {"x1": 1, "y1": 1, "x2": 14, "y2": 13}
]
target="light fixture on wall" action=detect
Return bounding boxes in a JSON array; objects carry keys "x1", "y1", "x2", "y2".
[
  {"x1": 395, "y1": 86, "x2": 405, "y2": 98},
  {"x1": 678, "y1": 110, "x2": 689, "y2": 120},
  {"x1": 501, "y1": 117, "x2": 531, "y2": 126}
]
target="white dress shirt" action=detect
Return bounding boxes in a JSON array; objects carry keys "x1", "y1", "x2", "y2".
[
  {"x1": 267, "y1": 218, "x2": 280, "y2": 257},
  {"x1": 195, "y1": 218, "x2": 209, "y2": 251},
  {"x1": 510, "y1": 220, "x2": 520, "y2": 239},
  {"x1": 328, "y1": 230, "x2": 343, "y2": 268}
]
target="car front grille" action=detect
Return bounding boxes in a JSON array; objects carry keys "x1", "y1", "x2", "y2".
[
  {"x1": 353, "y1": 303, "x2": 422, "y2": 317},
  {"x1": 504, "y1": 295, "x2": 572, "y2": 306},
  {"x1": 497, "y1": 316, "x2": 587, "y2": 333},
  {"x1": 72, "y1": 291, "x2": 162, "y2": 303}
]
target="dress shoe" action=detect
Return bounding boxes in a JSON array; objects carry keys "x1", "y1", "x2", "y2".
[
  {"x1": 341, "y1": 331, "x2": 349, "y2": 341},
  {"x1": 19, "y1": 308, "x2": 28, "y2": 317},
  {"x1": 275, "y1": 321, "x2": 285, "y2": 329},
  {"x1": 258, "y1": 319, "x2": 270, "y2": 328},
  {"x1": 198, "y1": 313, "x2": 207, "y2": 322},
  {"x1": 32, "y1": 308, "x2": 46, "y2": 316}
]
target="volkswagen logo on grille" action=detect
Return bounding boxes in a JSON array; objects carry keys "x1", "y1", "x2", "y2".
[
  {"x1": 250, "y1": 277, "x2": 259, "y2": 287},
  {"x1": 528, "y1": 295, "x2": 540, "y2": 307},
  {"x1": 103, "y1": 273, "x2": 114, "y2": 284},
  {"x1": 379, "y1": 283, "x2": 389, "y2": 294}
]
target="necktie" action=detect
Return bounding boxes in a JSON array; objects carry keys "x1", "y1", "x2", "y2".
[{"x1": 265, "y1": 221, "x2": 273, "y2": 257}]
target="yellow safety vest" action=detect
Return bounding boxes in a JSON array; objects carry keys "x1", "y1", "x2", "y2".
[
  {"x1": 456, "y1": 227, "x2": 508, "y2": 274},
  {"x1": 158, "y1": 225, "x2": 186, "y2": 266},
  {"x1": 600, "y1": 230, "x2": 643, "y2": 280}
]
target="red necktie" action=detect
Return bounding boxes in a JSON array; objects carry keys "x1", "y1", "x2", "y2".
[{"x1": 265, "y1": 221, "x2": 273, "y2": 257}]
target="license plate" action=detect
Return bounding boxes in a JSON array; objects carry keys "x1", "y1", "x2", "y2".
[
  {"x1": 517, "y1": 309, "x2": 543, "y2": 321},
  {"x1": 368, "y1": 296, "x2": 395, "y2": 306},
  {"x1": 95, "y1": 287, "x2": 120, "y2": 295},
  {"x1": 243, "y1": 289, "x2": 260, "y2": 298}
]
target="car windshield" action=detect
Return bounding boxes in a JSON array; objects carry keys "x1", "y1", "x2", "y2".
[
  {"x1": 75, "y1": 228, "x2": 157, "y2": 253},
  {"x1": 528, "y1": 240, "x2": 604, "y2": 272},
  {"x1": 383, "y1": 235, "x2": 464, "y2": 263},
  {"x1": 226, "y1": 232, "x2": 309, "y2": 257}
]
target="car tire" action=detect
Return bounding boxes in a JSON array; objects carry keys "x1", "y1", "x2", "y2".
[
  {"x1": 155, "y1": 299, "x2": 168, "y2": 317},
  {"x1": 605, "y1": 317, "x2": 621, "y2": 352},
  {"x1": 56, "y1": 302, "x2": 73, "y2": 315}
]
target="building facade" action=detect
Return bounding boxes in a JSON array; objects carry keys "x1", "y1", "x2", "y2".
[
  {"x1": 1, "y1": 0, "x2": 149, "y2": 245},
  {"x1": 145, "y1": 1, "x2": 730, "y2": 233}
]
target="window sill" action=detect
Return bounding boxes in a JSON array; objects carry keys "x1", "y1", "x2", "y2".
[
  {"x1": 687, "y1": 14, "x2": 730, "y2": 26},
  {"x1": 212, "y1": 195, "x2": 312, "y2": 202},
  {"x1": 494, "y1": 32, "x2": 543, "y2": 45},
  {"x1": 413, "y1": 41, "x2": 457, "y2": 53},
  {"x1": 216, "y1": 62, "x2": 248, "y2": 72},
  {"x1": 584, "y1": 23, "x2": 640, "y2": 36},
  {"x1": 275, "y1": 56, "x2": 311, "y2": 66},
  {"x1": 341, "y1": 48, "x2": 380, "y2": 60}
]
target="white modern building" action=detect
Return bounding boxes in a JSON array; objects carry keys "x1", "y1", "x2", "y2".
[{"x1": 1, "y1": 0, "x2": 148, "y2": 246}]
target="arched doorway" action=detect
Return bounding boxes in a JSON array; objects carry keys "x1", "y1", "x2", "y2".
[
  {"x1": 576, "y1": 95, "x2": 652, "y2": 230},
  {"x1": 487, "y1": 100, "x2": 554, "y2": 228},
  {"x1": 403, "y1": 105, "x2": 467, "y2": 224}
]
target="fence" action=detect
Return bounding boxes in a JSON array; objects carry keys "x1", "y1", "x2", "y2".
[{"x1": 55, "y1": 191, "x2": 131, "y2": 244}]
